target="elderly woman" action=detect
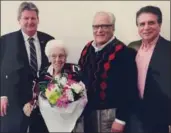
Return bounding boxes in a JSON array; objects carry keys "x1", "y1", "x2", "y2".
[
  {"x1": 23, "y1": 39, "x2": 83, "y2": 133},
  {"x1": 45, "y1": 39, "x2": 69, "y2": 77}
]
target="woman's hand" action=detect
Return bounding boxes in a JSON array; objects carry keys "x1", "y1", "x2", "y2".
[
  {"x1": 111, "y1": 121, "x2": 125, "y2": 133},
  {"x1": 23, "y1": 102, "x2": 33, "y2": 117}
]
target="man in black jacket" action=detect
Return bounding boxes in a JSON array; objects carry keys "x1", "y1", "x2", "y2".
[
  {"x1": 0, "y1": 2, "x2": 54, "y2": 132},
  {"x1": 127, "y1": 6, "x2": 171, "y2": 133}
]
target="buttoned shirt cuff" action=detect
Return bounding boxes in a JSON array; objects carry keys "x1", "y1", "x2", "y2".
[
  {"x1": 115, "y1": 118, "x2": 126, "y2": 125},
  {"x1": 1, "y1": 96, "x2": 8, "y2": 99}
]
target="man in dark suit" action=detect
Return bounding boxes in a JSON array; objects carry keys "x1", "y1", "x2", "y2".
[
  {"x1": 0, "y1": 2, "x2": 54, "y2": 132},
  {"x1": 127, "y1": 6, "x2": 171, "y2": 133}
]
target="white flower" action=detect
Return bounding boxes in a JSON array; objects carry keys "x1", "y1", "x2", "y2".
[
  {"x1": 54, "y1": 84, "x2": 60, "y2": 91},
  {"x1": 60, "y1": 76, "x2": 67, "y2": 86},
  {"x1": 66, "y1": 89, "x2": 74, "y2": 101},
  {"x1": 79, "y1": 81, "x2": 85, "y2": 89},
  {"x1": 71, "y1": 83, "x2": 84, "y2": 94}
]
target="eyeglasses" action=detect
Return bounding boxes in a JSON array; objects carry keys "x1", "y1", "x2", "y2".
[
  {"x1": 51, "y1": 54, "x2": 66, "y2": 60},
  {"x1": 92, "y1": 24, "x2": 113, "y2": 30}
]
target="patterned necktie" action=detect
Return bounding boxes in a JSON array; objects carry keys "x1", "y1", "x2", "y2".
[{"x1": 28, "y1": 37, "x2": 38, "y2": 77}]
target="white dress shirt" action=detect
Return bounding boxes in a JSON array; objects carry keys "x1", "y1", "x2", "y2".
[
  {"x1": 92, "y1": 36, "x2": 115, "y2": 52},
  {"x1": 21, "y1": 30, "x2": 42, "y2": 73}
]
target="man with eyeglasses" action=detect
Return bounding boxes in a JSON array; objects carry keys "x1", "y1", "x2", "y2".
[{"x1": 78, "y1": 11, "x2": 139, "y2": 133}]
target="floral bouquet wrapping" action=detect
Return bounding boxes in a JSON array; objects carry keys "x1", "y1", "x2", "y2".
[{"x1": 38, "y1": 73, "x2": 87, "y2": 132}]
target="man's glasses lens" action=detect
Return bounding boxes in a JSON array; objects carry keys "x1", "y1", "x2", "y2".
[{"x1": 92, "y1": 24, "x2": 113, "y2": 30}]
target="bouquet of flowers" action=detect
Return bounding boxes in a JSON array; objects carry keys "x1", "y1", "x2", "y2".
[{"x1": 38, "y1": 73, "x2": 87, "y2": 132}]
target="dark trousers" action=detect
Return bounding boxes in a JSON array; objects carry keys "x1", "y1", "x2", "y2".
[
  {"x1": 29, "y1": 108, "x2": 49, "y2": 133},
  {"x1": 0, "y1": 105, "x2": 28, "y2": 133},
  {"x1": 124, "y1": 113, "x2": 169, "y2": 133}
]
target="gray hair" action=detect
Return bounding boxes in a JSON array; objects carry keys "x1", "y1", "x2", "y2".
[
  {"x1": 17, "y1": 2, "x2": 39, "y2": 20},
  {"x1": 93, "y1": 11, "x2": 116, "y2": 30},
  {"x1": 45, "y1": 39, "x2": 68, "y2": 59}
]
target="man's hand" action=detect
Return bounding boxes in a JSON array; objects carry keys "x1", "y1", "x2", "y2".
[
  {"x1": 23, "y1": 102, "x2": 33, "y2": 117},
  {"x1": 0, "y1": 97, "x2": 8, "y2": 116},
  {"x1": 111, "y1": 121, "x2": 125, "y2": 133},
  {"x1": 169, "y1": 125, "x2": 171, "y2": 133}
]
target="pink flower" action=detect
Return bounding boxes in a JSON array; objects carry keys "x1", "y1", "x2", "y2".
[
  {"x1": 66, "y1": 79, "x2": 76, "y2": 86},
  {"x1": 56, "y1": 100, "x2": 63, "y2": 108},
  {"x1": 56, "y1": 96, "x2": 68, "y2": 108},
  {"x1": 63, "y1": 86, "x2": 69, "y2": 91},
  {"x1": 47, "y1": 83, "x2": 55, "y2": 91}
]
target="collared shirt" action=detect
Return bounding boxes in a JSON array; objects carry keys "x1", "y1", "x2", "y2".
[
  {"x1": 47, "y1": 65, "x2": 61, "y2": 79},
  {"x1": 92, "y1": 36, "x2": 115, "y2": 52},
  {"x1": 136, "y1": 35, "x2": 159, "y2": 98},
  {"x1": 47, "y1": 65, "x2": 53, "y2": 75},
  {"x1": 21, "y1": 30, "x2": 42, "y2": 73}
]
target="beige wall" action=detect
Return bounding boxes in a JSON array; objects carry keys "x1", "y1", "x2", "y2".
[{"x1": 1, "y1": 1, "x2": 170, "y2": 63}]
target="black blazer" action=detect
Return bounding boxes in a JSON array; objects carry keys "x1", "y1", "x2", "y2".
[
  {"x1": 128, "y1": 36, "x2": 171, "y2": 125},
  {"x1": 0, "y1": 30, "x2": 54, "y2": 108}
]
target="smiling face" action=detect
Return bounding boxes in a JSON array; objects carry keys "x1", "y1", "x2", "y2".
[
  {"x1": 137, "y1": 13, "x2": 161, "y2": 43},
  {"x1": 49, "y1": 47, "x2": 66, "y2": 74},
  {"x1": 18, "y1": 10, "x2": 39, "y2": 36},
  {"x1": 92, "y1": 13, "x2": 114, "y2": 46}
]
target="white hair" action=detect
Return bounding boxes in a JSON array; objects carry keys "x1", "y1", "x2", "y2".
[
  {"x1": 45, "y1": 39, "x2": 68, "y2": 58},
  {"x1": 93, "y1": 11, "x2": 116, "y2": 30}
]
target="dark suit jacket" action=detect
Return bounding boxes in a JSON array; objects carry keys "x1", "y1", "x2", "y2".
[
  {"x1": 0, "y1": 30, "x2": 54, "y2": 109},
  {"x1": 128, "y1": 36, "x2": 171, "y2": 126}
]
